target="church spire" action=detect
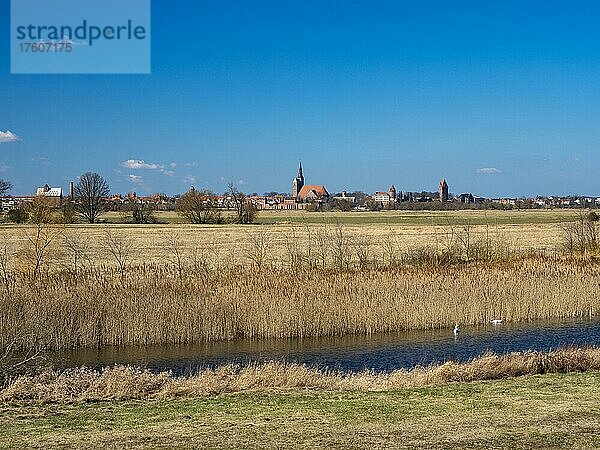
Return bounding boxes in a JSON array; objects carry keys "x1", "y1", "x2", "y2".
[{"x1": 292, "y1": 161, "x2": 305, "y2": 198}]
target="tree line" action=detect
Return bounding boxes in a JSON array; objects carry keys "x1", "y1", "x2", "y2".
[{"x1": 0, "y1": 174, "x2": 257, "y2": 225}]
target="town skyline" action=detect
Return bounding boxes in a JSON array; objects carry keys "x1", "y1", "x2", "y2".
[{"x1": 1, "y1": 160, "x2": 599, "y2": 208}]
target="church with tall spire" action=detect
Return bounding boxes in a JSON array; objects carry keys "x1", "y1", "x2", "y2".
[{"x1": 292, "y1": 161, "x2": 304, "y2": 198}]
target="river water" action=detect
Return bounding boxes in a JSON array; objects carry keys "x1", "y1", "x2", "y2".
[{"x1": 47, "y1": 317, "x2": 600, "y2": 374}]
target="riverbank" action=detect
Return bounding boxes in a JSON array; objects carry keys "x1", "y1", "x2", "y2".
[
  {"x1": 2, "y1": 369, "x2": 600, "y2": 448},
  {"x1": 3, "y1": 348, "x2": 600, "y2": 402}
]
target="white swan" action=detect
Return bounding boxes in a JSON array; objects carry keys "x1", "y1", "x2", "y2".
[
  {"x1": 490, "y1": 319, "x2": 502, "y2": 325},
  {"x1": 453, "y1": 324, "x2": 460, "y2": 335}
]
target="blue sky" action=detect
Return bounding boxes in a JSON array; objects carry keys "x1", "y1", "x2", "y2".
[{"x1": 1, "y1": 0, "x2": 600, "y2": 197}]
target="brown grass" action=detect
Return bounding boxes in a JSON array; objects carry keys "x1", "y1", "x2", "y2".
[
  {"x1": 0, "y1": 220, "x2": 565, "y2": 268},
  {"x1": 1, "y1": 256, "x2": 600, "y2": 351},
  {"x1": 2, "y1": 347, "x2": 599, "y2": 403}
]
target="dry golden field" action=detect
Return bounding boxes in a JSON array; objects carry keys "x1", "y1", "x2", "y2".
[{"x1": 0, "y1": 209, "x2": 580, "y2": 268}]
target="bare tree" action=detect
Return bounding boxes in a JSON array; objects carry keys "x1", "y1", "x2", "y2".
[
  {"x1": 0, "y1": 329, "x2": 49, "y2": 385},
  {"x1": 245, "y1": 228, "x2": 272, "y2": 269},
  {"x1": 331, "y1": 225, "x2": 351, "y2": 271},
  {"x1": 166, "y1": 232, "x2": 186, "y2": 281},
  {"x1": 60, "y1": 201, "x2": 78, "y2": 224},
  {"x1": 104, "y1": 229, "x2": 133, "y2": 282},
  {"x1": 456, "y1": 222, "x2": 474, "y2": 260},
  {"x1": 0, "y1": 242, "x2": 16, "y2": 296},
  {"x1": 128, "y1": 197, "x2": 157, "y2": 224},
  {"x1": 29, "y1": 195, "x2": 54, "y2": 224},
  {"x1": 226, "y1": 183, "x2": 257, "y2": 224},
  {"x1": 354, "y1": 235, "x2": 373, "y2": 270},
  {"x1": 283, "y1": 225, "x2": 304, "y2": 269},
  {"x1": 63, "y1": 232, "x2": 92, "y2": 275},
  {"x1": 74, "y1": 172, "x2": 110, "y2": 224},
  {"x1": 0, "y1": 179, "x2": 11, "y2": 196},
  {"x1": 561, "y1": 212, "x2": 598, "y2": 255},
  {"x1": 381, "y1": 232, "x2": 401, "y2": 268},
  {"x1": 314, "y1": 226, "x2": 330, "y2": 270},
  {"x1": 176, "y1": 189, "x2": 222, "y2": 224},
  {"x1": 22, "y1": 223, "x2": 62, "y2": 282}
]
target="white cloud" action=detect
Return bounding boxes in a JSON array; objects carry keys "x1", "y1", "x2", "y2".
[
  {"x1": 121, "y1": 159, "x2": 177, "y2": 177},
  {"x1": 121, "y1": 159, "x2": 164, "y2": 170},
  {"x1": 127, "y1": 174, "x2": 143, "y2": 184},
  {"x1": 477, "y1": 167, "x2": 502, "y2": 174},
  {"x1": 0, "y1": 163, "x2": 8, "y2": 172},
  {"x1": 182, "y1": 175, "x2": 196, "y2": 184},
  {"x1": 0, "y1": 131, "x2": 20, "y2": 143}
]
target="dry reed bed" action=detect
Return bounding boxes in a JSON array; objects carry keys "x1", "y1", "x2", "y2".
[
  {"x1": 1, "y1": 257, "x2": 599, "y2": 351},
  {"x1": 2, "y1": 347, "x2": 600, "y2": 403}
]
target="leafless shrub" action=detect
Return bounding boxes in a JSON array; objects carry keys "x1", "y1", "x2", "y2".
[
  {"x1": 354, "y1": 235, "x2": 373, "y2": 270},
  {"x1": 191, "y1": 245, "x2": 211, "y2": 273},
  {"x1": 561, "y1": 212, "x2": 598, "y2": 256},
  {"x1": 22, "y1": 223, "x2": 62, "y2": 282},
  {"x1": 63, "y1": 232, "x2": 92, "y2": 275},
  {"x1": 314, "y1": 227, "x2": 330, "y2": 270},
  {"x1": 282, "y1": 225, "x2": 304, "y2": 269},
  {"x1": 0, "y1": 242, "x2": 16, "y2": 296},
  {"x1": 245, "y1": 228, "x2": 272, "y2": 270},
  {"x1": 103, "y1": 229, "x2": 133, "y2": 282},
  {"x1": 0, "y1": 330, "x2": 49, "y2": 387},
  {"x1": 381, "y1": 231, "x2": 402, "y2": 268},
  {"x1": 29, "y1": 196, "x2": 55, "y2": 224},
  {"x1": 331, "y1": 225, "x2": 352, "y2": 271}
]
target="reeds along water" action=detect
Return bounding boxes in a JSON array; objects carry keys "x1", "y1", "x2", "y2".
[
  {"x1": 0, "y1": 223, "x2": 598, "y2": 352},
  {"x1": 3, "y1": 347, "x2": 600, "y2": 403},
  {"x1": 1, "y1": 256, "x2": 599, "y2": 352}
]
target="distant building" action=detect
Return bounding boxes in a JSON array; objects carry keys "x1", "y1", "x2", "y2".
[
  {"x1": 292, "y1": 161, "x2": 305, "y2": 198},
  {"x1": 333, "y1": 191, "x2": 356, "y2": 203},
  {"x1": 297, "y1": 185, "x2": 330, "y2": 203},
  {"x1": 454, "y1": 193, "x2": 485, "y2": 204},
  {"x1": 439, "y1": 179, "x2": 449, "y2": 202},
  {"x1": 371, "y1": 185, "x2": 397, "y2": 205},
  {"x1": 373, "y1": 191, "x2": 391, "y2": 204},
  {"x1": 36, "y1": 184, "x2": 63, "y2": 206},
  {"x1": 291, "y1": 162, "x2": 329, "y2": 203}
]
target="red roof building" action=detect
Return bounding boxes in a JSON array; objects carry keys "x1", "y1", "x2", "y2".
[{"x1": 297, "y1": 185, "x2": 330, "y2": 202}]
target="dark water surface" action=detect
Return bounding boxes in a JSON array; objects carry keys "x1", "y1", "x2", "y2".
[{"x1": 49, "y1": 317, "x2": 600, "y2": 374}]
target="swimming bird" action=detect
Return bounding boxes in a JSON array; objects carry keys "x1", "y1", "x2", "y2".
[
  {"x1": 453, "y1": 324, "x2": 460, "y2": 335},
  {"x1": 490, "y1": 319, "x2": 502, "y2": 325}
]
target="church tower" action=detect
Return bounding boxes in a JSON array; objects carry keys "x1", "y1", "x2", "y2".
[
  {"x1": 292, "y1": 161, "x2": 305, "y2": 198},
  {"x1": 389, "y1": 185, "x2": 396, "y2": 203},
  {"x1": 439, "y1": 179, "x2": 449, "y2": 202}
]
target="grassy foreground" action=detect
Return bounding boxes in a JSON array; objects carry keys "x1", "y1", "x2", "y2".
[{"x1": 1, "y1": 371, "x2": 600, "y2": 448}]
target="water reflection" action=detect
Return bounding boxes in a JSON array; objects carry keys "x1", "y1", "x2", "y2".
[{"x1": 49, "y1": 317, "x2": 600, "y2": 375}]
